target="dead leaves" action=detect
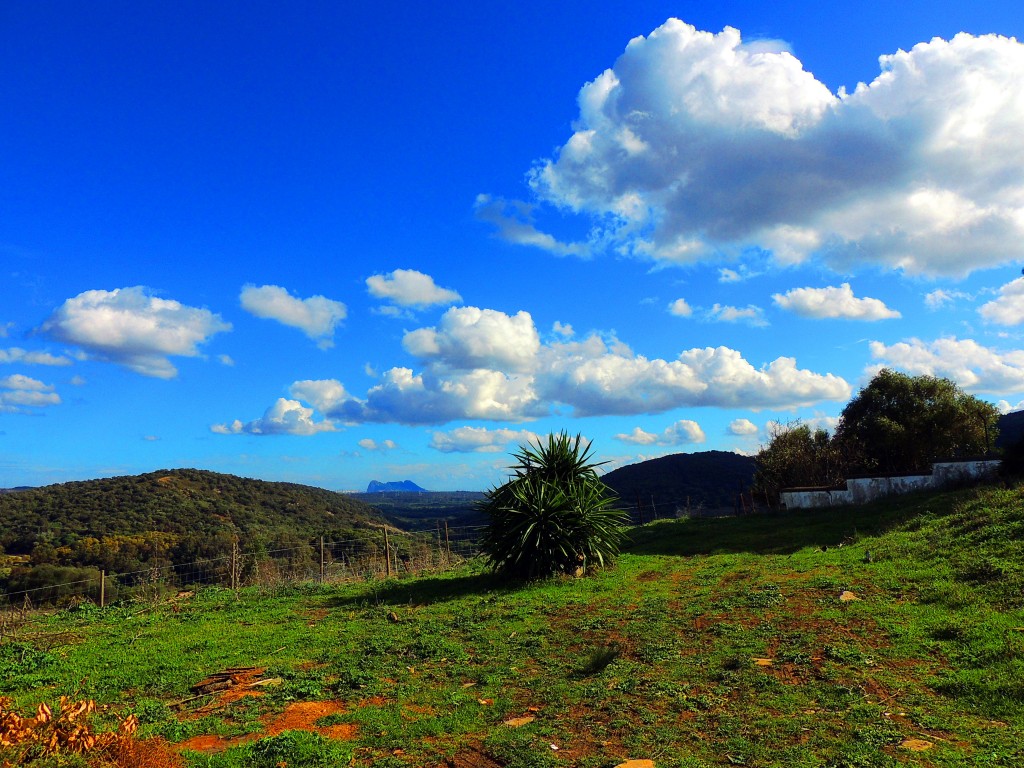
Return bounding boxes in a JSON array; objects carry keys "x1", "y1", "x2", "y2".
[{"x1": 0, "y1": 695, "x2": 138, "y2": 760}]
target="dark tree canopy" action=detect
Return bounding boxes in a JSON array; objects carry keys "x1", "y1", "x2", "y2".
[
  {"x1": 835, "y1": 369, "x2": 999, "y2": 475},
  {"x1": 754, "y1": 370, "x2": 1000, "y2": 500}
]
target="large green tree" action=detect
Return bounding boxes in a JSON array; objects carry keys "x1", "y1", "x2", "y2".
[
  {"x1": 753, "y1": 422, "x2": 844, "y2": 504},
  {"x1": 835, "y1": 369, "x2": 999, "y2": 475},
  {"x1": 479, "y1": 433, "x2": 628, "y2": 579}
]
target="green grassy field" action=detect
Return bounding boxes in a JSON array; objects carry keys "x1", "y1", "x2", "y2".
[{"x1": 2, "y1": 483, "x2": 1023, "y2": 767}]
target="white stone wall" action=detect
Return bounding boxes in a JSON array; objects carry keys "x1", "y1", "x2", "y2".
[{"x1": 780, "y1": 459, "x2": 1001, "y2": 510}]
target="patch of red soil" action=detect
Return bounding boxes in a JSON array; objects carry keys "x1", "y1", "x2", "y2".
[
  {"x1": 176, "y1": 700, "x2": 357, "y2": 755},
  {"x1": 264, "y1": 700, "x2": 348, "y2": 736}
]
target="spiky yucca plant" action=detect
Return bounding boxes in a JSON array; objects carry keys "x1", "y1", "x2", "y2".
[{"x1": 479, "y1": 432, "x2": 628, "y2": 579}]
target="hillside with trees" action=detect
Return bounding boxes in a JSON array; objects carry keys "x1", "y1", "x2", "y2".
[
  {"x1": 0, "y1": 469, "x2": 387, "y2": 582},
  {"x1": 601, "y1": 450, "x2": 757, "y2": 517}
]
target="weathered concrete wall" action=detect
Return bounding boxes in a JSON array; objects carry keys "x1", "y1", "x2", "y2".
[{"x1": 780, "y1": 459, "x2": 1001, "y2": 510}]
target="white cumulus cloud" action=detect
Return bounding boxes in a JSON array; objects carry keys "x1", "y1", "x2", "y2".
[
  {"x1": 979, "y1": 277, "x2": 1024, "y2": 325},
  {"x1": 211, "y1": 398, "x2": 336, "y2": 436},
  {"x1": 430, "y1": 426, "x2": 542, "y2": 453},
  {"x1": 39, "y1": 287, "x2": 231, "y2": 378},
  {"x1": 728, "y1": 418, "x2": 760, "y2": 436},
  {"x1": 403, "y1": 306, "x2": 541, "y2": 372},
  {"x1": 773, "y1": 283, "x2": 900, "y2": 320},
  {"x1": 0, "y1": 374, "x2": 61, "y2": 413},
  {"x1": 614, "y1": 420, "x2": 705, "y2": 446},
  {"x1": 230, "y1": 305, "x2": 849, "y2": 427},
  {"x1": 501, "y1": 20, "x2": 1024, "y2": 277},
  {"x1": 668, "y1": 298, "x2": 693, "y2": 317},
  {"x1": 239, "y1": 284, "x2": 347, "y2": 348},
  {"x1": 869, "y1": 337, "x2": 1024, "y2": 393},
  {"x1": 366, "y1": 268, "x2": 462, "y2": 308}
]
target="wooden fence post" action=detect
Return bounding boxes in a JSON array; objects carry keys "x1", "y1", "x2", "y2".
[
  {"x1": 230, "y1": 539, "x2": 239, "y2": 591},
  {"x1": 444, "y1": 522, "x2": 451, "y2": 565},
  {"x1": 100, "y1": 570, "x2": 105, "y2": 608},
  {"x1": 320, "y1": 536, "x2": 326, "y2": 583},
  {"x1": 383, "y1": 527, "x2": 392, "y2": 578}
]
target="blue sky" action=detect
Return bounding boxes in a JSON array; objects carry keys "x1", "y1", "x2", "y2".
[{"x1": 3, "y1": 1, "x2": 1024, "y2": 491}]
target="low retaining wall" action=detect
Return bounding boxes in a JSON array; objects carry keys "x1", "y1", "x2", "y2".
[{"x1": 780, "y1": 459, "x2": 1001, "y2": 510}]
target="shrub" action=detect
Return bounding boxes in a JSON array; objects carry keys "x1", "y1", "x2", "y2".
[{"x1": 478, "y1": 432, "x2": 628, "y2": 579}]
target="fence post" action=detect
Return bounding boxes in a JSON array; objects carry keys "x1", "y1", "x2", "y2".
[
  {"x1": 320, "y1": 536, "x2": 326, "y2": 583},
  {"x1": 444, "y1": 522, "x2": 451, "y2": 565},
  {"x1": 383, "y1": 527, "x2": 392, "y2": 578},
  {"x1": 100, "y1": 570, "x2": 105, "y2": 608},
  {"x1": 230, "y1": 539, "x2": 239, "y2": 591}
]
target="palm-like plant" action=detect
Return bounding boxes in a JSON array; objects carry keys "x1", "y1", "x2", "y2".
[{"x1": 479, "y1": 432, "x2": 628, "y2": 579}]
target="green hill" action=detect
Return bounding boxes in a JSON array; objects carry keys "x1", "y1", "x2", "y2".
[
  {"x1": 601, "y1": 450, "x2": 757, "y2": 517},
  {"x1": 0, "y1": 468, "x2": 385, "y2": 559}
]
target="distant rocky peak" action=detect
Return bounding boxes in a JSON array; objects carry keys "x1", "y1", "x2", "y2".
[{"x1": 366, "y1": 479, "x2": 427, "y2": 493}]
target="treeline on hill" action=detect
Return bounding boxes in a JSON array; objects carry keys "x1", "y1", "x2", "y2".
[
  {"x1": 754, "y1": 369, "x2": 1008, "y2": 503},
  {"x1": 0, "y1": 469, "x2": 389, "y2": 601},
  {"x1": 601, "y1": 450, "x2": 756, "y2": 518}
]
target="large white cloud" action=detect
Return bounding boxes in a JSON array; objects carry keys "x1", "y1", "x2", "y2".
[
  {"x1": 403, "y1": 306, "x2": 541, "y2": 372},
  {"x1": 0, "y1": 374, "x2": 61, "y2": 413},
  {"x1": 222, "y1": 306, "x2": 849, "y2": 427},
  {"x1": 366, "y1": 269, "x2": 462, "y2": 308},
  {"x1": 430, "y1": 426, "x2": 541, "y2": 453},
  {"x1": 211, "y1": 398, "x2": 336, "y2": 436},
  {"x1": 0, "y1": 348, "x2": 73, "y2": 366},
  {"x1": 773, "y1": 283, "x2": 900, "y2": 320},
  {"x1": 614, "y1": 420, "x2": 705, "y2": 446},
  {"x1": 869, "y1": 337, "x2": 1024, "y2": 393},
  {"x1": 500, "y1": 20, "x2": 1024, "y2": 277},
  {"x1": 39, "y1": 287, "x2": 231, "y2": 378},
  {"x1": 239, "y1": 284, "x2": 347, "y2": 348},
  {"x1": 979, "y1": 277, "x2": 1024, "y2": 325}
]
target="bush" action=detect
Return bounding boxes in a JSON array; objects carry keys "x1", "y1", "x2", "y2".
[{"x1": 478, "y1": 432, "x2": 628, "y2": 579}]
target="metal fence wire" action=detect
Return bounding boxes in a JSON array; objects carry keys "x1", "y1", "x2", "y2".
[{"x1": 0, "y1": 524, "x2": 485, "y2": 610}]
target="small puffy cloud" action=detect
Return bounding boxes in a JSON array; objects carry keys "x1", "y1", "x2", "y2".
[
  {"x1": 996, "y1": 399, "x2": 1024, "y2": 414},
  {"x1": 0, "y1": 348, "x2": 73, "y2": 366},
  {"x1": 289, "y1": 379, "x2": 351, "y2": 413},
  {"x1": 515, "y1": 20, "x2": 1024, "y2": 277},
  {"x1": 552, "y1": 321, "x2": 574, "y2": 338},
  {"x1": 403, "y1": 306, "x2": 541, "y2": 372},
  {"x1": 614, "y1": 420, "x2": 705, "y2": 446},
  {"x1": 218, "y1": 354, "x2": 235, "y2": 366},
  {"x1": 869, "y1": 337, "x2": 1024, "y2": 393},
  {"x1": 707, "y1": 304, "x2": 767, "y2": 327},
  {"x1": 70, "y1": 375, "x2": 87, "y2": 386},
  {"x1": 358, "y1": 438, "x2": 397, "y2": 451},
  {"x1": 365, "y1": 269, "x2": 462, "y2": 308},
  {"x1": 773, "y1": 283, "x2": 900, "y2": 320},
  {"x1": 143, "y1": 435, "x2": 160, "y2": 442},
  {"x1": 0, "y1": 322, "x2": 12, "y2": 338},
  {"x1": 728, "y1": 418, "x2": 760, "y2": 436},
  {"x1": 474, "y1": 195, "x2": 587, "y2": 257},
  {"x1": 668, "y1": 298, "x2": 693, "y2": 317},
  {"x1": 39, "y1": 287, "x2": 230, "y2": 378},
  {"x1": 239, "y1": 284, "x2": 346, "y2": 348},
  {"x1": 0, "y1": 374, "x2": 61, "y2": 413},
  {"x1": 211, "y1": 398, "x2": 336, "y2": 436},
  {"x1": 430, "y1": 426, "x2": 541, "y2": 453},
  {"x1": 979, "y1": 277, "x2": 1024, "y2": 325}
]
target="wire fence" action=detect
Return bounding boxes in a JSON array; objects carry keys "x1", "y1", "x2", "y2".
[
  {"x1": 0, "y1": 524, "x2": 484, "y2": 614},
  {"x1": 0, "y1": 493, "x2": 761, "y2": 616}
]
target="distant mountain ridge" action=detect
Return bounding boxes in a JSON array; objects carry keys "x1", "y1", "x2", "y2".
[
  {"x1": 366, "y1": 480, "x2": 428, "y2": 493},
  {"x1": 601, "y1": 450, "x2": 757, "y2": 516}
]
